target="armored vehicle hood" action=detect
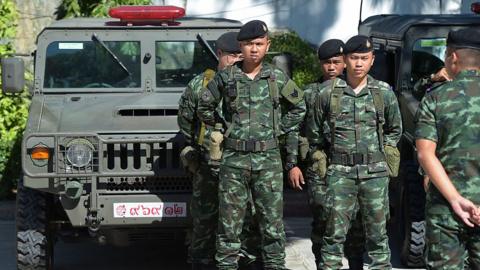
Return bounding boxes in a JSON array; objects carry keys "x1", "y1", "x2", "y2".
[{"x1": 32, "y1": 92, "x2": 181, "y2": 134}]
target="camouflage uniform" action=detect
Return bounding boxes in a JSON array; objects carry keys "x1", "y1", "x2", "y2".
[
  {"x1": 415, "y1": 69, "x2": 480, "y2": 269},
  {"x1": 178, "y1": 71, "x2": 260, "y2": 266},
  {"x1": 306, "y1": 76, "x2": 402, "y2": 269},
  {"x1": 198, "y1": 62, "x2": 306, "y2": 270},
  {"x1": 302, "y1": 80, "x2": 365, "y2": 269}
]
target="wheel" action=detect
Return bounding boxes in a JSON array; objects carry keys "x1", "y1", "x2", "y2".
[
  {"x1": 16, "y1": 178, "x2": 54, "y2": 270},
  {"x1": 399, "y1": 162, "x2": 426, "y2": 268}
]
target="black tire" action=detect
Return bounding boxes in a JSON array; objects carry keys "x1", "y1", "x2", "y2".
[
  {"x1": 16, "y1": 178, "x2": 54, "y2": 270},
  {"x1": 400, "y1": 163, "x2": 426, "y2": 268}
]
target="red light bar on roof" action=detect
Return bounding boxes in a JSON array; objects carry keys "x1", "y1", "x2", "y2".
[
  {"x1": 109, "y1": 5, "x2": 185, "y2": 21},
  {"x1": 472, "y1": 2, "x2": 480, "y2": 14}
]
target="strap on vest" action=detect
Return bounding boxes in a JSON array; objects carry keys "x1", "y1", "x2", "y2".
[
  {"x1": 329, "y1": 79, "x2": 342, "y2": 152},
  {"x1": 267, "y1": 73, "x2": 280, "y2": 137},
  {"x1": 371, "y1": 88, "x2": 385, "y2": 151},
  {"x1": 197, "y1": 69, "x2": 216, "y2": 145},
  {"x1": 224, "y1": 66, "x2": 238, "y2": 138}
]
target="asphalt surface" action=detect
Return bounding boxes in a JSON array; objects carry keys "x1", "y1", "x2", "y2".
[{"x1": 0, "y1": 191, "x2": 424, "y2": 270}]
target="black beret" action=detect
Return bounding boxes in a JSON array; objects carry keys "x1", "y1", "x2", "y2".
[
  {"x1": 317, "y1": 39, "x2": 345, "y2": 60},
  {"x1": 237, "y1": 20, "x2": 268, "y2": 41},
  {"x1": 216, "y1": 32, "x2": 240, "y2": 53},
  {"x1": 447, "y1": 27, "x2": 480, "y2": 50},
  {"x1": 344, "y1": 35, "x2": 374, "y2": 54}
]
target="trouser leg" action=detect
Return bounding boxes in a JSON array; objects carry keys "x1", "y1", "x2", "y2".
[
  {"x1": 320, "y1": 175, "x2": 358, "y2": 270},
  {"x1": 251, "y1": 168, "x2": 286, "y2": 269},
  {"x1": 190, "y1": 162, "x2": 219, "y2": 265},
  {"x1": 216, "y1": 166, "x2": 250, "y2": 270},
  {"x1": 358, "y1": 176, "x2": 391, "y2": 270}
]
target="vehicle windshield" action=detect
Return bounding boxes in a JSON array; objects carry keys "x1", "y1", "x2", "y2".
[
  {"x1": 155, "y1": 41, "x2": 217, "y2": 87},
  {"x1": 411, "y1": 38, "x2": 446, "y2": 83},
  {"x1": 44, "y1": 41, "x2": 141, "y2": 88}
]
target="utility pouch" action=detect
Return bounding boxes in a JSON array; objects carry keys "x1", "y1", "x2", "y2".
[
  {"x1": 311, "y1": 150, "x2": 328, "y2": 178},
  {"x1": 298, "y1": 136, "x2": 310, "y2": 162},
  {"x1": 384, "y1": 145, "x2": 400, "y2": 177}
]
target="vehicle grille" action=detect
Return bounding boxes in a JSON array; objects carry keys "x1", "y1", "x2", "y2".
[
  {"x1": 103, "y1": 176, "x2": 192, "y2": 193},
  {"x1": 103, "y1": 141, "x2": 182, "y2": 174}
]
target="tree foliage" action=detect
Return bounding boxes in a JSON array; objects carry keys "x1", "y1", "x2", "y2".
[
  {"x1": 57, "y1": 0, "x2": 152, "y2": 19},
  {"x1": 269, "y1": 31, "x2": 322, "y2": 88},
  {"x1": 0, "y1": 0, "x2": 30, "y2": 199}
]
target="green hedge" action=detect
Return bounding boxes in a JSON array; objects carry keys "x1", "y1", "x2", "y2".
[
  {"x1": 0, "y1": 0, "x2": 30, "y2": 199},
  {"x1": 269, "y1": 31, "x2": 321, "y2": 88}
]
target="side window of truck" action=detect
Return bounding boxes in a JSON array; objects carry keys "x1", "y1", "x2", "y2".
[
  {"x1": 411, "y1": 38, "x2": 446, "y2": 100},
  {"x1": 370, "y1": 48, "x2": 396, "y2": 88}
]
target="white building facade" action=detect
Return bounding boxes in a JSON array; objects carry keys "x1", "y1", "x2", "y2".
[{"x1": 157, "y1": 0, "x2": 478, "y2": 46}]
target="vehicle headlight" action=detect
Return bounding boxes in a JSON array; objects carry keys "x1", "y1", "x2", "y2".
[{"x1": 66, "y1": 139, "x2": 94, "y2": 168}]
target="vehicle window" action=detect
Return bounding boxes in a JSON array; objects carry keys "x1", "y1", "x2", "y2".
[
  {"x1": 44, "y1": 41, "x2": 141, "y2": 88},
  {"x1": 370, "y1": 49, "x2": 396, "y2": 87},
  {"x1": 155, "y1": 41, "x2": 217, "y2": 87},
  {"x1": 411, "y1": 38, "x2": 446, "y2": 83}
]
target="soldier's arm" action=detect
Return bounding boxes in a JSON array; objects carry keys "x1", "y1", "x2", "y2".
[
  {"x1": 177, "y1": 84, "x2": 197, "y2": 145},
  {"x1": 383, "y1": 89, "x2": 403, "y2": 146},
  {"x1": 197, "y1": 75, "x2": 223, "y2": 127},
  {"x1": 279, "y1": 78, "x2": 306, "y2": 164},
  {"x1": 305, "y1": 88, "x2": 327, "y2": 153}
]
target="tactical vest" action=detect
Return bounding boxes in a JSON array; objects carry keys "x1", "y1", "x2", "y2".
[
  {"x1": 222, "y1": 65, "x2": 300, "y2": 152},
  {"x1": 327, "y1": 78, "x2": 386, "y2": 164}
]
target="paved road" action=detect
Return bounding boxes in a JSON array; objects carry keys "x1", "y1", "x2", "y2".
[{"x1": 1, "y1": 218, "x2": 423, "y2": 270}]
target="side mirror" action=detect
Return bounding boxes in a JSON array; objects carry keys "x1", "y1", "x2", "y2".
[
  {"x1": 2, "y1": 57, "x2": 25, "y2": 93},
  {"x1": 272, "y1": 53, "x2": 293, "y2": 79}
]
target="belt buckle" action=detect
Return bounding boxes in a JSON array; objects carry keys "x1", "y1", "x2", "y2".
[
  {"x1": 353, "y1": 153, "x2": 364, "y2": 165},
  {"x1": 245, "y1": 140, "x2": 256, "y2": 152}
]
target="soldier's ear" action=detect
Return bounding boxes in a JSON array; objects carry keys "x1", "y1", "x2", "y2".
[
  {"x1": 371, "y1": 53, "x2": 375, "y2": 66},
  {"x1": 266, "y1": 38, "x2": 271, "y2": 52}
]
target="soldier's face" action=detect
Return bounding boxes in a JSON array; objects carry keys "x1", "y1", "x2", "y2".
[
  {"x1": 239, "y1": 36, "x2": 270, "y2": 64},
  {"x1": 217, "y1": 50, "x2": 243, "y2": 70},
  {"x1": 344, "y1": 52, "x2": 375, "y2": 79},
  {"x1": 320, "y1": 55, "x2": 345, "y2": 80}
]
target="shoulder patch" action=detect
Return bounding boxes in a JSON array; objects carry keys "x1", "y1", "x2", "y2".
[{"x1": 281, "y1": 79, "x2": 304, "y2": 104}]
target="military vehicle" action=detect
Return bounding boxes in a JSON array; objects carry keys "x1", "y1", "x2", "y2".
[
  {"x1": 1, "y1": 6, "x2": 242, "y2": 269},
  {"x1": 359, "y1": 6, "x2": 480, "y2": 267}
]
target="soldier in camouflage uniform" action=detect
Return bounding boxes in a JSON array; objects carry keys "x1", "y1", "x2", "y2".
[
  {"x1": 300, "y1": 39, "x2": 365, "y2": 270},
  {"x1": 306, "y1": 35, "x2": 402, "y2": 269},
  {"x1": 415, "y1": 27, "x2": 480, "y2": 269},
  {"x1": 178, "y1": 32, "x2": 247, "y2": 270},
  {"x1": 198, "y1": 20, "x2": 306, "y2": 270}
]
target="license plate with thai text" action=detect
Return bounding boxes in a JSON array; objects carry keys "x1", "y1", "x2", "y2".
[{"x1": 113, "y1": 202, "x2": 187, "y2": 218}]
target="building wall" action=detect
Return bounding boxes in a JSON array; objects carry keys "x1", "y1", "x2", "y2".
[{"x1": 161, "y1": 0, "x2": 475, "y2": 46}]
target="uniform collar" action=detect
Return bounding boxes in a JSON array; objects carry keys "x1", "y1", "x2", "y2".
[
  {"x1": 342, "y1": 75, "x2": 377, "y2": 97},
  {"x1": 455, "y1": 69, "x2": 480, "y2": 80},
  {"x1": 235, "y1": 61, "x2": 273, "y2": 80}
]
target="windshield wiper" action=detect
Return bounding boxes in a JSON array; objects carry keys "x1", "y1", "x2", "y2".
[{"x1": 91, "y1": 33, "x2": 132, "y2": 76}]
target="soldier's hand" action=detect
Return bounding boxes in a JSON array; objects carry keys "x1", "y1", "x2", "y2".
[
  {"x1": 450, "y1": 196, "x2": 480, "y2": 227},
  {"x1": 431, "y1": 67, "x2": 451, "y2": 82},
  {"x1": 288, "y1": 167, "x2": 304, "y2": 190}
]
